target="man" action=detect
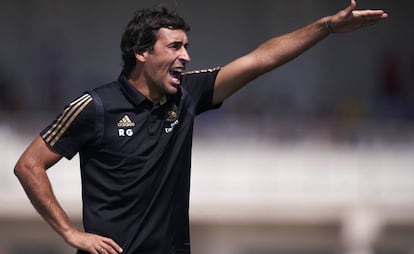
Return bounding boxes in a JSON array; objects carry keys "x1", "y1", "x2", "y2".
[{"x1": 14, "y1": 1, "x2": 387, "y2": 254}]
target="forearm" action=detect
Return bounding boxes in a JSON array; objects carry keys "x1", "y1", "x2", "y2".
[
  {"x1": 14, "y1": 137, "x2": 123, "y2": 253},
  {"x1": 213, "y1": 16, "x2": 332, "y2": 104},
  {"x1": 14, "y1": 163, "x2": 77, "y2": 242},
  {"x1": 258, "y1": 0, "x2": 388, "y2": 69},
  {"x1": 214, "y1": 1, "x2": 387, "y2": 104},
  {"x1": 15, "y1": 162, "x2": 123, "y2": 253},
  {"x1": 251, "y1": 16, "x2": 330, "y2": 73}
]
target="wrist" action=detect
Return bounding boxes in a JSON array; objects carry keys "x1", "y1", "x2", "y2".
[
  {"x1": 325, "y1": 20, "x2": 334, "y2": 34},
  {"x1": 61, "y1": 225, "x2": 78, "y2": 243},
  {"x1": 321, "y1": 17, "x2": 335, "y2": 34}
]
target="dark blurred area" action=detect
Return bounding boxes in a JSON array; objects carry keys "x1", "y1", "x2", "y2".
[{"x1": 1, "y1": 0, "x2": 414, "y2": 144}]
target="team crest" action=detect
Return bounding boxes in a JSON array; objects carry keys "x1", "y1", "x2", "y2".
[
  {"x1": 164, "y1": 104, "x2": 179, "y2": 134},
  {"x1": 166, "y1": 104, "x2": 178, "y2": 122}
]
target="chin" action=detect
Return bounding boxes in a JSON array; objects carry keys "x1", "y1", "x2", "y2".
[{"x1": 166, "y1": 85, "x2": 179, "y2": 94}]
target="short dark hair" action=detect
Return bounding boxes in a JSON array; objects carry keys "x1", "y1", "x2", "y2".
[{"x1": 120, "y1": 7, "x2": 190, "y2": 75}]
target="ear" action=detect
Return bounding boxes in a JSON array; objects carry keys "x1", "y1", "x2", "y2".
[{"x1": 135, "y1": 51, "x2": 148, "y2": 63}]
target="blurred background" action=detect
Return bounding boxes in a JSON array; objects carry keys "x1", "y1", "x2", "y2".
[{"x1": 1, "y1": 0, "x2": 414, "y2": 253}]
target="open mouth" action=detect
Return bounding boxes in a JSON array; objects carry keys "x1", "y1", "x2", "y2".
[{"x1": 169, "y1": 68, "x2": 183, "y2": 84}]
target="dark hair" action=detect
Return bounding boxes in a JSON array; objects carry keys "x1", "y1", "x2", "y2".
[{"x1": 120, "y1": 7, "x2": 190, "y2": 75}]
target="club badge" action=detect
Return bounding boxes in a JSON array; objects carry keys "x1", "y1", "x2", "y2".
[{"x1": 166, "y1": 104, "x2": 178, "y2": 122}]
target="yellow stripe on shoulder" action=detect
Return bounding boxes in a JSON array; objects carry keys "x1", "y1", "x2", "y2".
[
  {"x1": 42, "y1": 94, "x2": 93, "y2": 147},
  {"x1": 182, "y1": 67, "x2": 221, "y2": 76}
]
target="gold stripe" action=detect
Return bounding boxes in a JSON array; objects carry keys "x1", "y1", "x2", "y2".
[
  {"x1": 182, "y1": 67, "x2": 221, "y2": 76},
  {"x1": 43, "y1": 94, "x2": 91, "y2": 143},
  {"x1": 49, "y1": 96, "x2": 93, "y2": 147},
  {"x1": 42, "y1": 94, "x2": 92, "y2": 146}
]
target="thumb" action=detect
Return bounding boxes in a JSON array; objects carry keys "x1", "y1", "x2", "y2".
[{"x1": 345, "y1": 0, "x2": 357, "y2": 14}]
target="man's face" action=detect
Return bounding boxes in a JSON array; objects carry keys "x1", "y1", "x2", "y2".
[{"x1": 143, "y1": 28, "x2": 191, "y2": 97}]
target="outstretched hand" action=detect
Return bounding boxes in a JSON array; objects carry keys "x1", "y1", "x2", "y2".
[{"x1": 328, "y1": 0, "x2": 388, "y2": 33}]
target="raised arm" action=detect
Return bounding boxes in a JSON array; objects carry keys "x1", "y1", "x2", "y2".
[
  {"x1": 212, "y1": 0, "x2": 388, "y2": 104},
  {"x1": 14, "y1": 136, "x2": 123, "y2": 254}
]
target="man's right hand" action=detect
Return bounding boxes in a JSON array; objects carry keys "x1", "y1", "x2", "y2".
[{"x1": 64, "y1": 229, "x2": 123, "y2": 254}]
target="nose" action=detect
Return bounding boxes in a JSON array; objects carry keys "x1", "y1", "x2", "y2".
[{"x1": 179, "y1": 48, "x2": 191, "y2": 63}]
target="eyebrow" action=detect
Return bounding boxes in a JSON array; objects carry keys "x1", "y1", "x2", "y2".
[{"x1": 168, "y1": 40, "x2": 189, "y2": 47}]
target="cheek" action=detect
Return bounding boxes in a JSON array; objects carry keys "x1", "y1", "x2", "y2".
[
  {"x1": 145, "y1": 60, "x2": 166, "y2": 76},
  {"x1": 145, "y1": 53, "x2": 173, "y2": 78},
  {"x1": 149, "y1": 57, "x2": 169, "y2": 72}
]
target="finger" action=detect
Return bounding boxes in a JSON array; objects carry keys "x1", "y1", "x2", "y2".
[
  {"x1": 350, "y1": 0, "x2": 357, "y2": 10},
  {"x1": 354, "y1": 10, "x2": 388, "y2": 19},
  {"x1": 97, "y1": 245, "x2": 116, "y2": 254},
  {"x1": 99, "y1": 243, "x2": 118, "y2": 254},
  {"x1": 337, "y1": 0, "x2": 356, "y2": 22},
  {"x1": 346, "y1": 0, "x2": 357, "y2": 14},
  {"x1": 90, "y1": 248, "x2": 100, "y2": 254},
  {"x1": 97, "y1": 247, "x2": 105, "y2": 254},
  {"x1": 101, "y1": 237, "x2": 123, "y2": 253}
]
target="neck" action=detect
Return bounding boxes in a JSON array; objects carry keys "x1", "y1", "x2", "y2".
[{"x1": 127, "y1": 68, "x2": 164, "y2": 104}]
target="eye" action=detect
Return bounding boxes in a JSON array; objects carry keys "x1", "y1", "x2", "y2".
[{"x1": 169, "y1": 42, "x2": 181, "y2": 50}]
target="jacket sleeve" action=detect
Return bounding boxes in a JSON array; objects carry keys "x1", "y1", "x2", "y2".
[{"x1": 40, "y1": 93, "x2": 96, "y2": 159}]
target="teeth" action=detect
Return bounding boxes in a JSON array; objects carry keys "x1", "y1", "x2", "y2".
[{"x1": 169, "y1": 69, "x2": 183, "y2": 78}]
